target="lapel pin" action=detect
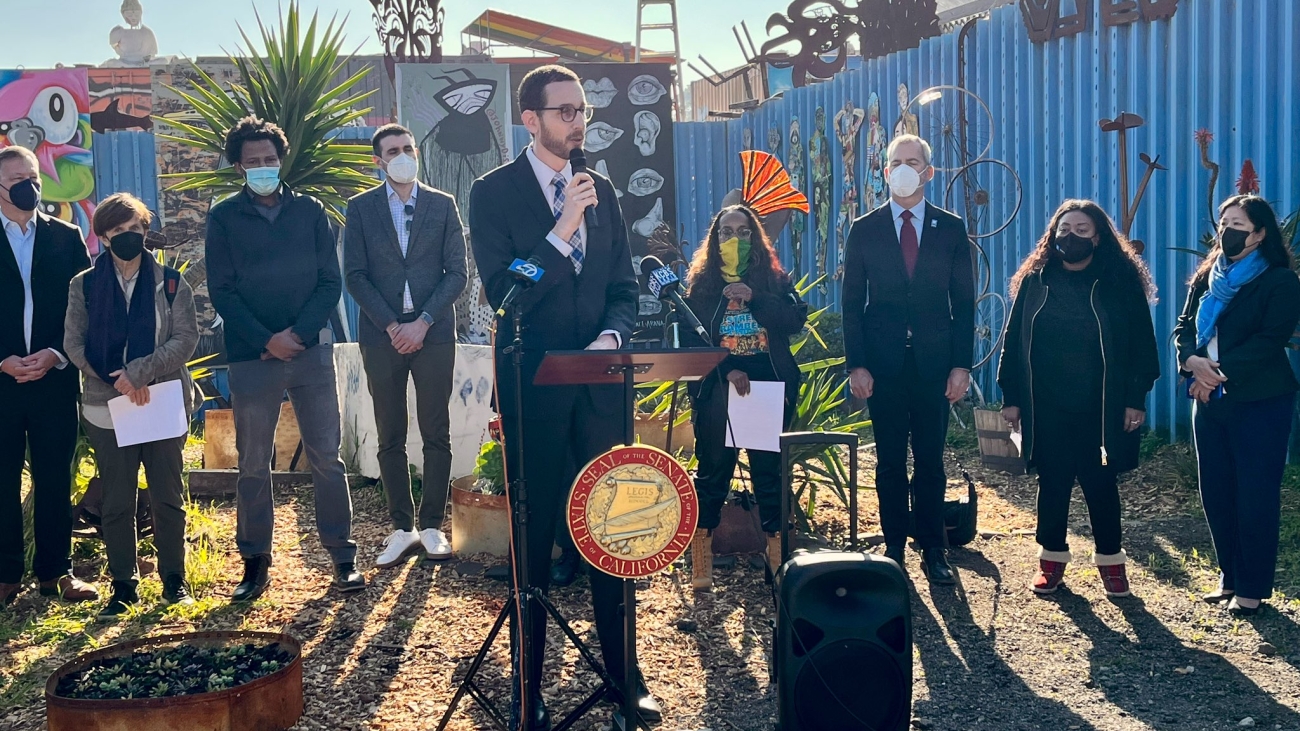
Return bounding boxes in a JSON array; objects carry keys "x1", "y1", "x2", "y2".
[{"x1": 930, "y1": 219, "x2": 938, "y2": 228}]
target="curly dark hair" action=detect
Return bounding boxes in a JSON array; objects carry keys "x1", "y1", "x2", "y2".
[
  {"x1": 1190, "y1": 195, "x2": 1293, "y2": 286},
  {"x1": 1009, "y1": 199, "x2": 1156, "y2": 302},
  {"x1": 685, "y1": 205, "x2": 788, "y2": 301},
  {"x1": 223, "y1": 115, "x2": 289, "y2": 165}
]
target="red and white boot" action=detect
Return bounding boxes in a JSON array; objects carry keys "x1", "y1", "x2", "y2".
[
  {"x1": 1095, "y1": 551, "x2": 1131, "y2": 598},
  {"x1": 1032, "y1": 549, "x2": 1071, "y2": 594}
]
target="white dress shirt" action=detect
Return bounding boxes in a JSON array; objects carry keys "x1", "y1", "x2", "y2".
[
  {"x1": 526, "y1": 144, "x2": 587, "y2": 258},
  {"x1": 386, "y1": 180, "x2": 417, "y2": 313},
  {"x1": 889, "y1": 198, "x2": 928, "y2": 248},
  {"x1": 524, "y1": 143, "x2": 619, "y2": 347},
  {"x1": 1, "y1": 209, "x2": 67, "y2": 366}
]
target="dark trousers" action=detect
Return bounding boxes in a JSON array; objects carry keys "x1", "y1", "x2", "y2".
[
  {"x1": 868, "y1": 349, "x2": 950, "y2": 550},
  {"x1": 0, "y1": 388, "x2": 77, "y2": 583},
  {"x1": 84, "y1": 422, "x2": 187, "y2": 587},
  {"x1": 502, "y1": 387, "x2": 629, "y2": 700},
  {"x1": 692, "y1": 382, "x2": 791, "y2": 533},
  {"x1": 1032, "y1": 407, "x2": 1122, "y2": 556},
  {"x1": 361, "y1": 341, "x2": 456, "y2": 532},
  {"x1": 1193, "y1": 393, "x2": 1293, "y2": 600},
  {"x1": 227, "y1": 345, "x2": 356, "y2": 564}
]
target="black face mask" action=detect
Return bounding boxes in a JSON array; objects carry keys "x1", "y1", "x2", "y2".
[
  {"x1": 1220, "y1": 227, "x2": 1252, "y2": 258},
  {"x1": 1054, "y1": 233, "x2": 1095, "y2": 264},
  {"x1": 2, "y1": 178, "x2": 40, "y2": 212},
  {"x1": 108, "y1": 231, "x2": 145, "y2": 262}
]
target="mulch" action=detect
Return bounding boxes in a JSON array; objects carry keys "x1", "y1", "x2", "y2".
[{"x1": 2, "y1": 443, "x2": 1299, "y2": 730}]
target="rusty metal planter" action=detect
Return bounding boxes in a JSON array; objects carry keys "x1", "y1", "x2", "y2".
[{"x1": 45, "y1": 630, "x2": 303, "y2": 731}]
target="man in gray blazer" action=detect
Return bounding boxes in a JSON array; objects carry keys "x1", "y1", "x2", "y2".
[{"x1": 345, "y1": 124, "x2": 467, "y2": 568}]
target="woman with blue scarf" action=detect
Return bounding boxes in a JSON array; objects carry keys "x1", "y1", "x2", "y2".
[
  {"x1": 64, "y1": 193, "x2": 199, "y2": 618},
  {"x1": 1174, "y1": 195, "x2": 1300, "y2": 617}
]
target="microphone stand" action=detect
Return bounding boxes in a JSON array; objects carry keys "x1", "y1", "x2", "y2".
[{"x1": 437, "y1": 302, "x2": 618, "y2": 731}]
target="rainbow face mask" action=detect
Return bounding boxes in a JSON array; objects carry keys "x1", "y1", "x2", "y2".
[{"x1": 720, "y1": 236, "x2": 751, "y2": 283}]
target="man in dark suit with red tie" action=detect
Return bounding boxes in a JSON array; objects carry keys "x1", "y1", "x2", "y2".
[
  {"x1": 842, "y1": 134, "x2": 975, "y2": 585},
  {"x1": 468, "y1": 65, "x2": 657, "y2": 730}
]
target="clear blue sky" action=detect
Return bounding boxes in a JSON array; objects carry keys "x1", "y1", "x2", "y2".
[{"x1": 1, "y1": 0, "x2": 791, "y2": 80}]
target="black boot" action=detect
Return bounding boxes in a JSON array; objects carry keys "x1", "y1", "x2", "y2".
[
  {"x1": 231, "y1": 555, "x2": 271, "y2": 603},
  {"x1": 98, "y1": 580, "x2": 139, "y2": 619},
  {"x1": 922, "y1": 548, "x2": 955, "y2": 585},
  {"x1": 333, "y1": 562, "x2": 366, "y2": 593},
  {"x1": 611, "y1": 671, "x2": 662, "y2": 726},
  {"x1": 550, "y1": 545, "x2": 583, "y2": 587},
  {"x1": 884, "y1": 544, "x2": 907, "y2": 575},
  {"x1": 162, "y1": 574, "x2": 194, "y2": 606}
]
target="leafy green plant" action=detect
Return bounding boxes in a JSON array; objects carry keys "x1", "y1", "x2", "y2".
[
  {"x1": 471, "y1": 440, "x2": 505, "y2": 495},
  {"x1": 54, "y1": 642, "x2": 293, "y2": 700},
  {"x1": 158, "y1": 2, "x2": 376, "y2": 223}
]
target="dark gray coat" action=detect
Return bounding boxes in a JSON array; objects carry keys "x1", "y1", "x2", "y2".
[{"x1": 344, "y1": 181, "x2": 468, "y2": 346}]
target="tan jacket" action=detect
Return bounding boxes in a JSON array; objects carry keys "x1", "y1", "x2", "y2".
[{"x1": 64, "y1": 258, "x2": 200, "y2": 416}]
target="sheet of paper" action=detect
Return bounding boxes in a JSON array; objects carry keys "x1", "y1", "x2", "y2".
[
  {"x1": 1009, "y1": 429, "x2": 1023, "y2": 455},
  {"x1": 107, "y1": 379, "x2": 188, "y2": 448},
  {"x1": 724, "y1": 380, "x2": 784, "y2": 453}
]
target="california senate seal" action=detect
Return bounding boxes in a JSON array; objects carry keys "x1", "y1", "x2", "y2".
[{"x1": 567, "y1": 445, "x2": 698, "y2": 579}]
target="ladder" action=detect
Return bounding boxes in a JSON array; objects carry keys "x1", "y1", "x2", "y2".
[{"x1": 634, "y1": 0, "x2": 687, "y2": 121}]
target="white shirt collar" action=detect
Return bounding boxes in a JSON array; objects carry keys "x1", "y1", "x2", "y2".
[
  {"x1": 889, "y1": 198, "x2": 927, "y2": 224},
  {"x1": 0, "y1": 208, "x2": 36, "y2": 237},
  {"x1": 386, "y1": 180, "x2": 418, "y2": 204},
  {"x1": 526, "y1": 143, "x2": 572, "y2": 193}
]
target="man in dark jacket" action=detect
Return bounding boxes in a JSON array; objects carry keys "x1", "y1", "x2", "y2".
[
  {"x1": 205, "y1": 116, "x2": 362, "y2": 602},
  {"x1": 345, "y1": 123, "x2": 467, "y2": 568},
  {"x1": 842, "y1": 134, "x2": 975, "y2": 585},
  {"x1": 0, "y1": 145, "x2": 98, "y2": 606}
]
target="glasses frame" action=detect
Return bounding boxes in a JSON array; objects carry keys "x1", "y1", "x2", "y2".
[{"x1": 534, "y1": 104, "x2": 594, "y2": 123}]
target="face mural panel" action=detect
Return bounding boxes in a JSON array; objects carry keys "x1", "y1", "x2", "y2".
[
  {"x1": 397, "y1": 63, "x2": 512, "y2": 345},
  {"x1": 833, "y1": 100, "x2": 864, "y2": 282},
  {"x1": 0, "y1": 69, "x2": 98, "y2": 254},
  {"x1": 787, "y1": 116, "x2": 806, "y2": 279},
  {"x1": 864, "y1": 92, "x2": 888, "y2": 210},
  {"x1": 809, "y1": 106, "x2": 832, "y2": 292}
]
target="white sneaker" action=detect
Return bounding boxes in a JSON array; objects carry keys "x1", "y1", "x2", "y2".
[
  {"x1": 419, "y1": 528, "x2": 452, "y2": 560},
  {"x1": 376, "y1": 529, "x2": 421, "y2": 568}
]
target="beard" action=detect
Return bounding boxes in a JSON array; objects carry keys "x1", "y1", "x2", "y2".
[{"x1": 539, "y1": 120, "x2": 583, "y2": 160}]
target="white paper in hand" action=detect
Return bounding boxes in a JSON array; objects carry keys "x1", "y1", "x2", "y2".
[
  {"x1": 107, "y1": 379, "x2": 189, "y2": 447},
  {"x1": 724, "y1": 380, "x2": 784, "y2": 453}
]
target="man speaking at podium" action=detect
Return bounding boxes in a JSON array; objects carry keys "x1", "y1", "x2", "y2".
[{"x1": 468, "y1": 65, "x2": 658, "y2": 729}]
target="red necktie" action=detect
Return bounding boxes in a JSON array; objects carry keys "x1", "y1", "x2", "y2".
[{"x1": 900, "y1": 209, "x2": 918, "y2": 279}]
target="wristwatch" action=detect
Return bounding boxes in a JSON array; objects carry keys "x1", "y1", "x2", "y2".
[{"x1": 419, "y1": 311, "x2": 434, "y2": 326}]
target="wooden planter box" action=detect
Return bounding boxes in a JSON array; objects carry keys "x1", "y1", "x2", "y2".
[
  {"x1": 450, "y1": 476, "x2": 510, "y2": 557},
  {"x1": 973, "y1": 408, "x2": 1026, "y2": 475},
  {"x1": 203, "y1": 404, "x2": 304, "y2": 471},
  {"x1": 46, "y1": 631, "x2": 302, "y2": 731}
]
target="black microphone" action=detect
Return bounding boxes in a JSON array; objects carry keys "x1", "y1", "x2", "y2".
[
  {"x1": 569, "y1": 148, "x2": 598, "y2": 230},
  {"x1": 496, "y1": 256, "x2": 545, "y2": 317},
  {"x1": 640, "y1": 255, "x2": 708, "y2": 341}
]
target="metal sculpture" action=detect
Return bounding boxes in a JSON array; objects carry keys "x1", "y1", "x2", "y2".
[
  {"x1": 1195, "y1": 128, "x2": 1220, "y2": 226},
  {"x1": 369, "y1": 0, "x2": 445, "y2": 81},
  {"x1": 1099, "y1": 112, "x2": 1166, "y2": 253},
  {"x1": 759, "y1": 0, "x2": 940, "y2": 88},
  {"x1": 1021, "y1": 0, "x2": 1180, "y2": 43}
]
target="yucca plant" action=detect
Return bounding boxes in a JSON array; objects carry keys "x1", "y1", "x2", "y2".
[{"x1": 158, "y1": 2, "x2": 376, "y2": 223}]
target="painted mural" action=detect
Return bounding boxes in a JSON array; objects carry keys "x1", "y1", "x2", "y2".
[
  {"x1": 864, "y1": 91, "x2": 887, "y2": 209},
  {"x1": 0, "y1": 69, "x2": 99, "y2": 254},
  {"x1": 787, "y1": 116, "x2": 806, "y2": 278},
  {"x1": 809, "y1": 107, "x2": 832, "y2": 291},
  {"x1": 833, "y1": 100, "x2": 864, "y2": 281},
  {"x1": 397, "y1": 63, "x2": 513, "y2": 345},
  {"x1": 87, "y1": 67, "x2": 153, "y2": 133}
]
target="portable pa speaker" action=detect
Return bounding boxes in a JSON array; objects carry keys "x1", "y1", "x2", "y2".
[{"x1": 774, "y1": 551, "x2": 912, "y2": 731}]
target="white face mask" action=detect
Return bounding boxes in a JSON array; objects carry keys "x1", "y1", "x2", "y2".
[
  {"x1": 385, "y1": 153, "x2": 419, "y2": 185},
  {"x1": 887, "y1": 164, "x2": 923, "y2": 199}
]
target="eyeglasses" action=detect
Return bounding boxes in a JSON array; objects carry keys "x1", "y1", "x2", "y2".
[
  {"x1": 719, "y1": 227, "x2": 752, "y2": 239},
  {"x1": 535, "y1": 104, "x2": 594, "y2": 123}
]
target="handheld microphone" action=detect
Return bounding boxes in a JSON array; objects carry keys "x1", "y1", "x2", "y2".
[
  {"x1": 569, "y1": 148, "x2": 598, "y2": 230},
  {"x1": 640, "y1": 255, "x2": 708, "y2": 341},
  {"x1": 496, "y1": 256, "x2": 544, "y2": 317}
]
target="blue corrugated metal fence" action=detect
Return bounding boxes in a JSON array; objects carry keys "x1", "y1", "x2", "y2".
[{"x1": 673, "y1": 0, "x2": 1300, "y2": 439}]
